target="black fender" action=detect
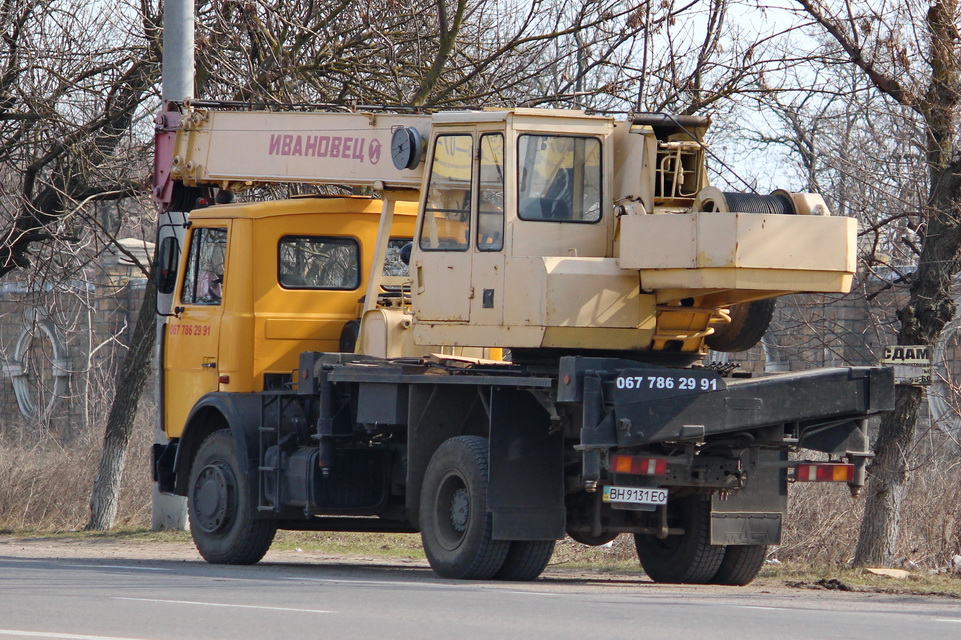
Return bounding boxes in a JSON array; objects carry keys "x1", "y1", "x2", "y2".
[
  {"x1": 487, "y1": 387, "x2": 565, "y2": 540},
  {"x1": 405, "y1": 383, "x2": 564, "y2": 539},
  {"x1": 171, "y1": 392, "x2": 264, "y2": 497}
]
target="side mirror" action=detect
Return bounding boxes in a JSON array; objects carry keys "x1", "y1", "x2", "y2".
[
  {"x1": 400, "y1": 242, "x2": 412, "y2": 266},
  {"x1": 156, "y1": 236, "x2": 180, "y2": 295}
]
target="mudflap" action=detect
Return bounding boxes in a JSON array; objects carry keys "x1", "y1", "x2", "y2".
[
  {"x1": 153, "y1": 441, "x2": 178, "y2": 493},
  {"x1": 710, "y1": 449, "x2": 787, "y2": 546},
  {"x1": 488, "y1": 387, "x2": 565, "y2": 540}
]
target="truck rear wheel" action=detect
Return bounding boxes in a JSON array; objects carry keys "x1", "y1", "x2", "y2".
[
  {"x1": 420, "y1": 436, "x2": 509, "y2": 579},
  {"x1": 494, "y1": 540, "x2": 556, "y2": 581},
  {"x1": 188, "y1": 430, "x2": 277, "y2": 564},
  {"x1": 634, "y1": 495, "x2": 724, "y2": 584},
  {"x1": 706, "y1": 299, "x2": 776, "y2": 353},
  {"x1": 710, "y1": 545, "x2": 768, "y2": 586}
]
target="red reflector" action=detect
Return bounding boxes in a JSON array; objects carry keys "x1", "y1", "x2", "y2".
[
  {"x1": 795, "y1": 463, "x2": 854, "y2": 482},
  {"x1": 611, "y1": 454, "x2": 667, "y2": 476}
]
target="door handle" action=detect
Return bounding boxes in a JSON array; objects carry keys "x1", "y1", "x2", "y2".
[{"x1": 201, "y1": 362, "x2": 217, "y2": 368}]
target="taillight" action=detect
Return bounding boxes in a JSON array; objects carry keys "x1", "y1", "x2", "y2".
[
  {"x1": 611, "y1": 454, "x2": 668, "y2": 476},
  {"x1": 795, "y1": 463, "x2": 854, "y2": 482}
]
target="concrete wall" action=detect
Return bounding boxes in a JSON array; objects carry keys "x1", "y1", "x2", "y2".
[{"x1": 0, "y1": 251, "x2": 152, "y2": 433}]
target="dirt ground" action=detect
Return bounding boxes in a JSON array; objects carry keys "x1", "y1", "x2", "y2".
[{"x1": 0, "y1": 534, "x2": 417, "y2": 567}]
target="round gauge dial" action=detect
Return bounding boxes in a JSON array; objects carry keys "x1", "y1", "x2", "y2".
[{"x1": 390, "y1": 126, "x2": 422, "y2": 170}]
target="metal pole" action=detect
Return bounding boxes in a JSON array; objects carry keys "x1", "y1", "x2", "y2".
[
  {"x1": 162, "y1": 0, "x2": 195, "y2": 102},
  {"x1": 152, "y1": 0, "x2": 195, "y2": 531}
]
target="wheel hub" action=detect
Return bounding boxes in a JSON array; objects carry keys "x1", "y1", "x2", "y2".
[
  {"x1": 433, "y1": 471, "x2": 471, "y2": 551},
  {"x1": 450, "y1": 487, "x2": 470, "y2": 532},
  {"x1": 192, "y1": 462, "x2": 234, "y2": 534}
]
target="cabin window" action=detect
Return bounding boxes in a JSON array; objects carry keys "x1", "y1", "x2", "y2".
[
  {"x1": 517, "y1": 135, "x2": 602, "y2": 223},
  {"x1": 477, "y1": 133, "x2": 505, "y2": 251},
  {"x1": 383, "y1": 237, "x2": 411, "y2": 278},
  {"x1": 278, "y1": 236, "x2": 360, "y2": 290},
  {"x1": 419, "y1": 134, "x2": 473, "y2": 251},
  {"x1": 181, "y1": 227, "x2": 227, "y2": 305}
]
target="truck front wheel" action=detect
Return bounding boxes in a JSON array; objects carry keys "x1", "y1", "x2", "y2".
[
  {"x1": 420, "y1": 436, "x2": 510, "y2": 579},
  {"x1": 634, "y1": 495, "x2": 724, "y2": 583},
  {"x1": 188, "y1": 430, "x2": 277, "y2": 564}
]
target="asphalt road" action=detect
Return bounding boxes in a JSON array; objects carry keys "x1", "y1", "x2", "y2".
[{"x1": 2, "y1": 549, "x2": 961, "y2": 640}]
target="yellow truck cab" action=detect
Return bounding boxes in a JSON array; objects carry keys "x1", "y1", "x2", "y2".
[{"x1": 162, "y1": 195, "x2": 416, "y2": 438}]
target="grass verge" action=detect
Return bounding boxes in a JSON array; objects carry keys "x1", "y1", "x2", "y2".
[{"x1": 761, "y1": 563, "x2": 961, "y2": 598}]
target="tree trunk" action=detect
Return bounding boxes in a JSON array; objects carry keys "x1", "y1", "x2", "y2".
[
  {"x1": 86, "y1": 277, "x2": 158, "y2": 531},
  {"x1": 853, "y1": 161, "x2": 961, "y2": 567},
  {"x1": 838, "y1": 0, "x2": 961, "y2": 567},
  {"x1": 852, "y1": 385, "x2": 923, "y2": 565}
]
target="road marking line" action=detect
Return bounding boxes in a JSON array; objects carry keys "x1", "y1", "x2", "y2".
[
  {"x1": 936, "y1": 619, "x2": 961, "y2": 623},
  {"x1": 0, "y1": 630, "x2": 149, "y2": 640},
  {"x1": 60, "y1": 564, "x2": 171, "y2": 572},
  {"x1": 114, "y1": 597, "x2": 333, "y2": 614},
  {"x1": 281, "y1": 577, "x2": 466, "y2": 589},
  {"x1": 280, "y1": 578, "x2": 577, "y2": 598}
]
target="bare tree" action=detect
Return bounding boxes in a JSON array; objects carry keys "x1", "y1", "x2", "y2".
[
  {"x1": 0, "y1": 0, "x2": 165, "y2": 529},
  {"x1": 190, "y1": 0, "x2": 647, "y2": 107},
  {"x1": 86, "y1": 276, "x2": 157, "y2": 530},
  {"x1": 777, "y1": 0, "x2": 961, "y2": 566},
  {"x1": 0, "y1": 1, "x2": 161, "y2": 275},
  {"x1": 93, "y1": 0, "x2": 706, "y2": 530},
  {"x1": 2, "y1": 0, "x2": 793, "y2": 530}
]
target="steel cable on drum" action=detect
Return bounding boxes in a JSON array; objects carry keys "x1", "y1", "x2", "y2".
[{"x1": 720, "y1": 192, "x2": 796, "y2": 215}]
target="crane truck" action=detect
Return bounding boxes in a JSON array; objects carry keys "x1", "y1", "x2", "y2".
[{"x1": 151, "y1": 101, "x2": 894, "y2": 585}]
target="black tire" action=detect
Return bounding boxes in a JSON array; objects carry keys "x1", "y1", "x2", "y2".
[
  {"x1": 567, "y1": 530, "x2": 619, "y2": 546},
  {"x1": 706, "y1": 299, "x2": 776, "y2": 353},
  {"x1": 710, "y1": 545, "x2": 768, "y2": 586},
  {"x1": 494, "y1": 541, "x2": 556, "y2": 581},
  {"x1": 188, "y1": 430, "x2": 277, "y2": 564},
  {"x1": 634, "y1": 495, "x2": 724, "y2": 584},
  {"x1": 420, "y1": 436, "x2": 509, "y2": 579},
  {"x1": 339, "y1": 319, "x2": 361, "y2": 353}
]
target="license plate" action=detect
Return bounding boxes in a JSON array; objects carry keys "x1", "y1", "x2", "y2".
[{"x1": 602, "y1": 486, "x2": 668, "y2": 505}]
